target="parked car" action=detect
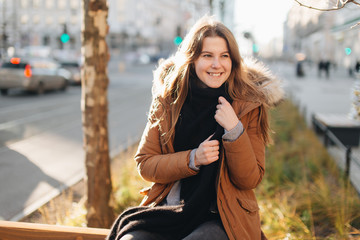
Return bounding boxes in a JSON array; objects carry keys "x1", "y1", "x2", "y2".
[
  {"x1": 59, "y1": 60, "x2": 81, "y2": 85},
  {"x1": 0, "y1": 57, "x2": 70, "y2": 95}
]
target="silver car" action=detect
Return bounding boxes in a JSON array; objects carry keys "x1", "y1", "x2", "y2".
[
  {"x1": 0, "y1": 57, "x2": 70, "y2": 95},
  {"x1": 59, "y1": 61, "x2": 81, "y2": 85}
]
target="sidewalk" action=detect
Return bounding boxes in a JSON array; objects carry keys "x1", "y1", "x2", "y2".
[{"x1": 273, "y1": 61, "x2": 360, "y2": 194}]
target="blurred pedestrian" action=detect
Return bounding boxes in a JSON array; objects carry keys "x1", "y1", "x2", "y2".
[
  {"x1": 107, "y1": 15, "x2": 283, "y2": 240},
  {"x1": 318, "y1": 60, "x2": 323, "y2": 78},
  {"x1": 296, "y1": 61, "x2": 305, "y2": 77},
  {"x1": 318, "y1": 60, "x2": 330, "y2": 79},
  {"x1": 355, "y1": 60, "x2": 360, "y2": 73},
  {"x1": 324, "y1": 60, "x2": 330, "y2": 79}
]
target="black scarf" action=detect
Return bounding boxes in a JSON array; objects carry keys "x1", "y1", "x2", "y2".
[{"x1": 107, "y1": 78, "x2": 232, "y2": 240}]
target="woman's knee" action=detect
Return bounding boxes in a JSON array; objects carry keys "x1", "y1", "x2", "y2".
[{"x1": 182, "y1": 219, "x2": 229, "y2": 240}]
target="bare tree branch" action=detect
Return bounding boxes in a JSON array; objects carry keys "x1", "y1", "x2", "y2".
[
  {"x1": 351, "y1": 22, "x2": 360, "y2": 28},
  {"x1": 345, "y1": 0, "x2": 360, "y2": 6},
  {"x1": 336, "y1": 0, "x2": 344, "y2": 8},
  {"x1": 294, "y1": 0, "x2": 359, "y2": 11}
]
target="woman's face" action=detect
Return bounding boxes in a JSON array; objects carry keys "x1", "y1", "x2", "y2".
[{"x1": 194, "y1": 36, "x2": 232, "y2": 88}]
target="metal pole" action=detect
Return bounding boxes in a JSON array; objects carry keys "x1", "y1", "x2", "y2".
[
  {"x1": 345, "y1": 147, "x2": 352, "y2": 178},
  {"x1": 12, "y1": 0, "x2": 18, "y2": 50},
  {"x1": 209, "y1": 0, "x2": 213, "y2": 14},
  {"x1": 1, "y1": 0, "x2": 7, "y2": 57},
  {"x1": 324, "y1": 129, "x2": 329, "y2": 147}
]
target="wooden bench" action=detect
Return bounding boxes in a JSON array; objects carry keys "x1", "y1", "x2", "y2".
[
  {"x1": 0, "y1": 220, "x2": 110, "y2": 240},
  {"x1": 312, "y1": 113, "x2": 360, "y2": 177},
  {"x1": 312, "y1": 113, "x2": 360, "y2": 147}
]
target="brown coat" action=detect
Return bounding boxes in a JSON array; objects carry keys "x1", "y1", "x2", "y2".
[{"x1": 134, "y1": 59, "x2": 283, "y2": 240}]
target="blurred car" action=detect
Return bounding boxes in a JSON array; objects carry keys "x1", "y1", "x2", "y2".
[
  {"x1": 0, "y1": 57, "x2": 69, "y2": 95},
  {"x1": 59, "y1": 61, "x2": 81, "y2": 85}
]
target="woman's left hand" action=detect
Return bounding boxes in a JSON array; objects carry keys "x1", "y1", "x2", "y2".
[{"x1": 215, "y1": 96, "x2": 239, "y2": 131}]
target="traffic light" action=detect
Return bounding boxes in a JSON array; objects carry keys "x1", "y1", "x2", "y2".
[
  {"x1": 345, "y1": 47, "x2": 352, "y2": 55},
  {"x1": 252, "y1": 43, "x2": 259, "y2": 54},
  {"x1": 60, "y1": 33, "x2": 70, "y2": 43},
  {"x1": 1, "y1": 33, "x2": 8, "y2": 41},
  {"x1": 174, "y1": 25, "x2": 183, "y2": 46},
  {"x1": 173, "y1": 36, "x2": 182, "y2": 46},
  {"x1": 60, "y1": 24, "x2": 70, "y2": 43}
]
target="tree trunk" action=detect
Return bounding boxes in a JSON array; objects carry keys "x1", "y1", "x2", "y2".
[{"x1": 81, "y1": 0, "x2": 114, "y2": 228}]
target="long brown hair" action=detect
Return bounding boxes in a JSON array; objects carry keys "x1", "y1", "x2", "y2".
[{"x1": 150, "y1": 15, "x2": 272, "y2": 145}]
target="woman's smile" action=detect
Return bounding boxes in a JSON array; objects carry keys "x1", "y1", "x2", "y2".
[{"x1": 208, "y1": 72, "x2": 222, "y2": 77}]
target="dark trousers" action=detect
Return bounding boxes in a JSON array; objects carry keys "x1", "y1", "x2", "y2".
[{"x1": 119, "y1": 219, "x2": 229, "y2": 240}]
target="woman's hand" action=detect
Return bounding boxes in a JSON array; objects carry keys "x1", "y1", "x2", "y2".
[
  {"x1": 195, "y1": 135, "x2": 220, "y2": 167},
  {"x1": 215, "y1": 96, "x2": 239, "y2": 131}
]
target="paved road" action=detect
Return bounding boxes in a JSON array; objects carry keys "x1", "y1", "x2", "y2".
[
  {"x1": 0, "y1": 59, "x2": 154, "y2": 221},
  {"x1": 272, "y1": 61, "x2": 360, "y2": 193}
]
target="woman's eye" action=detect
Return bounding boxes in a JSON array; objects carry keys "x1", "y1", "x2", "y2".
[
  {"x1": 222, "y1": 54, "x2": 230, "y2": 58},
  {"x1": 203, "y1": 54, "x2": 212, "y2": 57}
]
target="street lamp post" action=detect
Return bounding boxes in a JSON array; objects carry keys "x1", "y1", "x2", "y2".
[{"x1": 1, "y1": 0, "x2": 8, "y2": 58}]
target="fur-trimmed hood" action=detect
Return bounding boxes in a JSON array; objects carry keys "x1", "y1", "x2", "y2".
[
  {"x1": 152, "y1": 56, "x2": 284, "y2": 108},
  {"x1": 244, "y1": 57, "x2": 284, "y2": 107}
]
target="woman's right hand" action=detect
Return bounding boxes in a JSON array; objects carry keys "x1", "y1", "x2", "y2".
[{"x1": 194, "y1": 135, "x2": 220, "y2": 167}]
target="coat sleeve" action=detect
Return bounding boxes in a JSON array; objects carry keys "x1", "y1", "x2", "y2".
[
  {"x1": 222, "y1": 107, "x2": 265, "y2": 190},
  {"x1": 134, "y1": 118, "x2": 199, "y2": 184}
]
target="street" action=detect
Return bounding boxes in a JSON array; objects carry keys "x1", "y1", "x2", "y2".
[
  {"x1": 1, "y1": 58, "x2": 359, "y2": 221},
  {"x1": 0, "y1": 59, "x2": 154, "y2": 221}
]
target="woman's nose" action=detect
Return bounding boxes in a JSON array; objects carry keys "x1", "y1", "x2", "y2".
[{"x1": 211, "y1": 58, "x2": 220, "y2": 68}]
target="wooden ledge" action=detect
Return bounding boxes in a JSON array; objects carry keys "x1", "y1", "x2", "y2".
[{"x1": 0, "y1": 220, "x2": 110, "y2": 240}]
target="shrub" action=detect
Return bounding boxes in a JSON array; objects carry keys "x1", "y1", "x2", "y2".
[{"x1": 258, "y1": 100, "x2": 360, "y2": 239}]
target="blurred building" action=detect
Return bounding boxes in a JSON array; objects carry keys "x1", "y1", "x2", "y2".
[
  {"x1": 0, "y1": 0, "x2": 241, "y2": 60},
  {"x1": 107, "y1": 0, "x2": 235, "y2": 57},
  {"x1": 283, "y1": 1, "x2": 360, "y2": 71},
  {"x1": 210, "y1": 0, "x2": 235, "y2": 31},
  {"x1": 0, "y1": 0, "x2": 81, "y2": 55},
  {"x1": 331, "y1": 5, "x2": 360, "y2": 73},
  {"x1": 0, "y1": 0, "x2": 216, "y2": 59},
  {"x1": 107, "y1": 0, "x2": 211, "y2": 57}
]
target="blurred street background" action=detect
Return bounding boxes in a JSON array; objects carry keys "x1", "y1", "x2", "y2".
[{"x1": 0, "y1": 0, "x2": 359, "y2": 223}]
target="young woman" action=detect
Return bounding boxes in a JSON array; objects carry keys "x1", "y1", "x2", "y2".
[{"x1": 107, "y1": 15, "x2": 283, "y2": 240}]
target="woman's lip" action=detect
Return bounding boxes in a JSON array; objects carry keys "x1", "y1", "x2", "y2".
[{"x1": 208, "y1": 72, "x2": 222, "y2": 76}]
